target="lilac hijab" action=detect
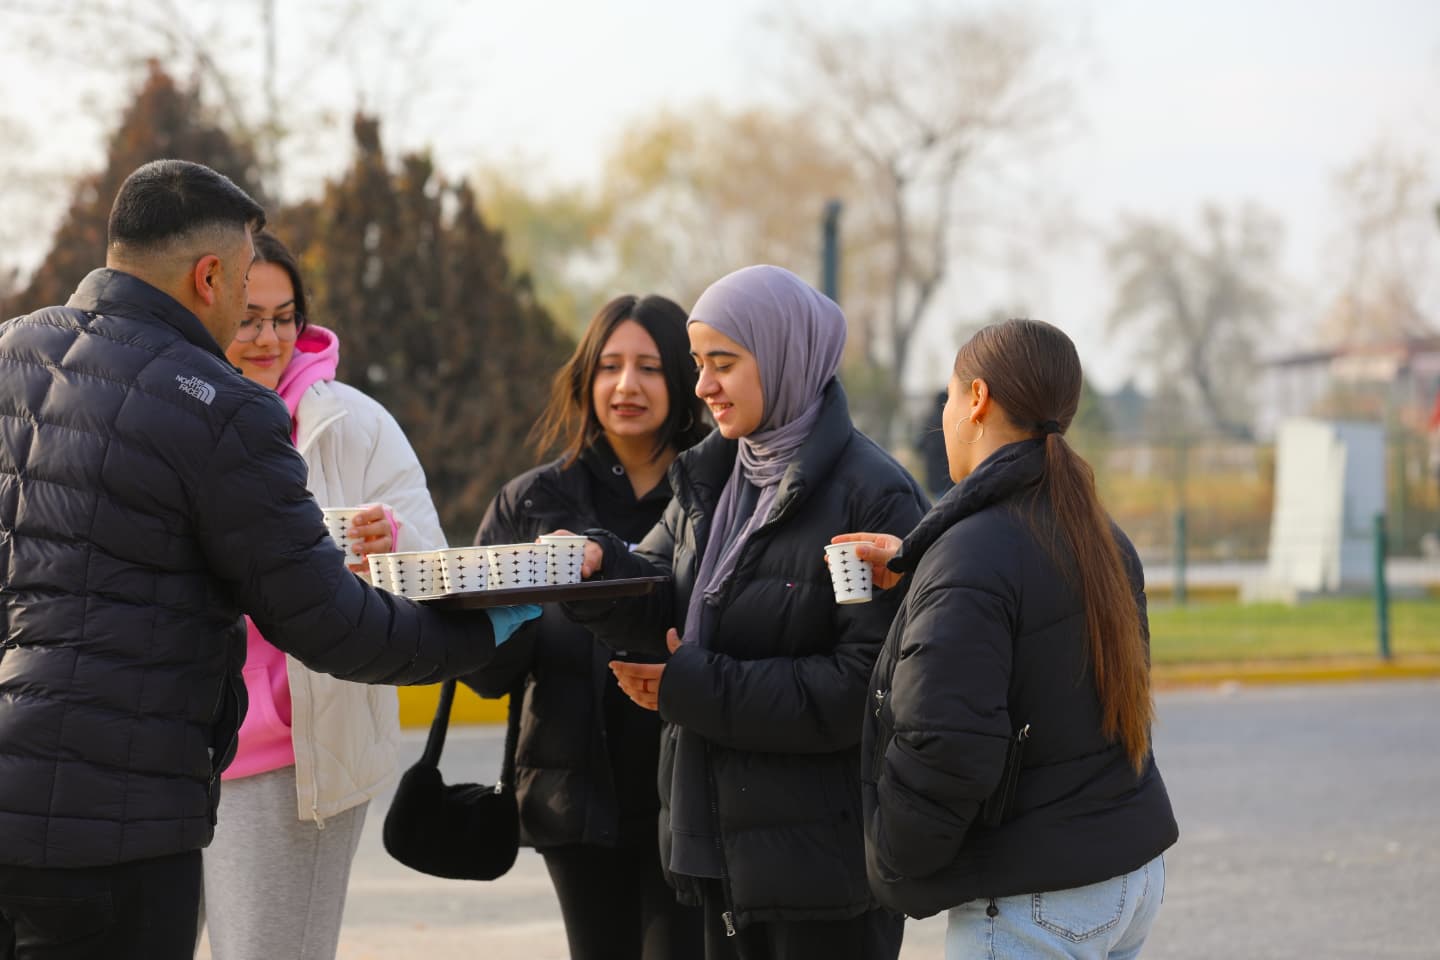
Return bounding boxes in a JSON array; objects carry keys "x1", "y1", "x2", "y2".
[{"x1": 682, "y1": 265, "x2": 847, "y2": 645}]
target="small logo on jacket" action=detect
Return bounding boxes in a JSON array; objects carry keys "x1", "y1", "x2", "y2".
[{"x1": 175, "y1": 374, "x2": 216, "y2": 405}]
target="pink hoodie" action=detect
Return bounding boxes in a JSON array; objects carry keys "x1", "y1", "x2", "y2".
[{"x1": 225, "y1": 326, "x2": 399, "y2": 781}]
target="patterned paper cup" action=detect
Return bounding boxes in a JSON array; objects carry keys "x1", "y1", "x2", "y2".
[
  {"x1": 823, "y1": 542, "x2": 873, "y2": 605},
  {"x1": 539, "y1": 535, "x2": 588, "y2": 586},
  {"x1": 388, "y1": 550, "x2": 440, "y2": 598},
  {"x1": 485, "y1": 544, "x2": 547, "y2": 589},
  {"x1": 321, "y1": 506, "x2": 365, "y2": 565},
  {"x1": 367, "y1": 553, "x2": 400, "y2": 592},
  {"x1": 437, "y1": 546, "x2": 488, "y2": 594}
]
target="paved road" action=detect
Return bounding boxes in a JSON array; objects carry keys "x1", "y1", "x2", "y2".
[{"x1": 200, "y1": 680, "x2": 1440, "y2": 959}]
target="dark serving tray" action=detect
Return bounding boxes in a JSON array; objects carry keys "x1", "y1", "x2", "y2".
[{"x1": 414, "y1": 576, "x2": 668, "y2": 609}]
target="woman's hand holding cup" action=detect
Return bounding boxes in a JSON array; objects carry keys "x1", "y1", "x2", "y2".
[
  {"x1": 348, "y1": 504, "x2": 393, "y2": 564},
  {"x1": 324, "y1": 503, "x2": 391, "y2": 573},
  {"x1": 829, "y1": 532, "x2": 906, "y2": 591},
  {"x1": 542, "y1": 529, "x2": 604, "y2": 579}
]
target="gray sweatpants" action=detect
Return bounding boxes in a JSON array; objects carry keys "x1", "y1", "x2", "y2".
[{"x1": 198, "y1": 766, "x2": 368, "y2": 960}]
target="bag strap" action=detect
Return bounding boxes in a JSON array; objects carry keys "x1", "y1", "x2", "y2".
[
  {"x1": 498, "y1": 681, "x2": 522, "y2": 790},
  {"x1": 419, "y1": 679, "x2": 457, "y2": 767},
  {"x1": 419, "y1": 678, "x2": 524, "y2": 787}
]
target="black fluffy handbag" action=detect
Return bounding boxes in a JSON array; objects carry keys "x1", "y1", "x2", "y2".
[{"x1": 382, "y1": 679, "x2": 521, "y2": 880}]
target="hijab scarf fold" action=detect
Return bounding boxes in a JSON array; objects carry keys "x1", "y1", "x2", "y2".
[{"x1": 681, "y1": 265, "x2": 847, "y2": 646}]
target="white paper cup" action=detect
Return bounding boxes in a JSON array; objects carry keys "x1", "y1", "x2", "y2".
[
  {"x1": 321, "y1": 506, "x2": 365, "y2": 565},
  {"x1": 539, "y1": 535, "x2": 588, "y2": 586},
  {"x1": 437, "y1": 546, "x2": 488, "y2": 594},
  {"x1": 388, "y1": 550, "x2": 440, "y2": 598},
  {"x1": 366, "y1": 553, "x2": 396, "y2": 591},
  {"x1": 823, "y1": 542, "x2": 873, "y2": 605},
  {"x1": 485, "y1": 544, "x2": 547, "y2": 589}
]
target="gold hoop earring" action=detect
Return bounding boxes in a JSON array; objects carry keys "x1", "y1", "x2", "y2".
[{"x1": 957, "y1": 416, "x2": 984, "y2": 445}]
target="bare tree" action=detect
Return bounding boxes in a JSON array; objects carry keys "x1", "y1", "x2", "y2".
[
  {"x1": 1107, "y1": 204, "x2": 1283, "y2": 440},
  {"x1": 1320, "y1": 141, "x2": 1438, "y2": 345},
  {"x1": 0, "y1": 0, "x2": 443, "y2": 198},
  {"x1": 779, "y1": 4, "x2": 1069, "y2": 440},
  {"x1": 597, "y1": 104, "x2": 863, "y2": 306}
]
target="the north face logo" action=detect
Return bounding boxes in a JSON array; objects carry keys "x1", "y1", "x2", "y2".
[{"x1": 176, "y1": 374, "x2": 216, "y2": 405}]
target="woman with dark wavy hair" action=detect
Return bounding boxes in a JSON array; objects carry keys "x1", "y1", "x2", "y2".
[{"x1": 464, "y1": 294, "x2": 709, "y2": 959}]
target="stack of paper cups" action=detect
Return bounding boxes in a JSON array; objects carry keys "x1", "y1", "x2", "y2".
[
  {"x1": 367, "y1": 553, "x2": 400, "y2": 593},
  {"x1": 485, "y1": 544, "x2": 547, "y2": 589},
  {"x1": 437, "y1": 546, "x2": 488, "y2": 594},
  {"x1": 389, "y1": 550, "x2": 439, "y2": 598},
  {"x1": 539, "y1": 534, "x2": 588, "y2": 586}
]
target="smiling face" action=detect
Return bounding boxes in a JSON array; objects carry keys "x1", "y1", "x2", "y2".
[
  {"x1": 689, "y1": 321, "x2": 764, "y2": 439},
  {"x1": 225, "y1": 261, "x2": 298, "y2": 391},
  {"x1": 591, "y1": 319, "x2": 670, "y2": 446}
]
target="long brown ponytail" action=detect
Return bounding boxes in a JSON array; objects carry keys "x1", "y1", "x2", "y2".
[{"x1": 955, "y1": 319, "x2": 1154, "y2": 772}]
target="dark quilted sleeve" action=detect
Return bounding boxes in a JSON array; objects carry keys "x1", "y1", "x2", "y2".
[{"x1": 192, "y1": 395, "x2": 497, "y2": 684}]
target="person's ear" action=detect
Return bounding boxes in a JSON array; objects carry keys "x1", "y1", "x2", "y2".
[
  {"x1": 191, "y1": 255, "x2": 222, "y2": 307},
  {"x1": 970, "y1": 377, "x2": 992, "y2": 421}
]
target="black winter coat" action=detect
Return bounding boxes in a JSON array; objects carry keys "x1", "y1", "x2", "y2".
[
  {"x1": 464, "y1": 445, "x2": 670, "y2": 849},
  {"x1": 0, "y1": 270, "x2": 498, "y2": 869},
  {"x1": 570, "y1": 381, "x2": 929, "y2": 927},
  {"x1": 861, "y1": 440, "x2": 1178, "y2": 918}
]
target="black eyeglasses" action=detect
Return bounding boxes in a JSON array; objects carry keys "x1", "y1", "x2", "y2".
[{"x1": 235, "y1": 313, "x2": 303, "y2": 343}]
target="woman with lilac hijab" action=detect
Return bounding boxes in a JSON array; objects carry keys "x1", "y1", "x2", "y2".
[{"x1": 566, "y1": 266, "x2": 928, "y2": 959}]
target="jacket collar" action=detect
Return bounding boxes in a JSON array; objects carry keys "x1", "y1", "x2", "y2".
[
  {"x1": 890, "y1": 439, "x2": 1047, "y2": 573},
  {"x1": 671, "y1": 378, "x2": 853, "y2": 525},
  {"x1": 293, "y1": 381, "x2": 348, "y2": 457},
  {"x1": 515, "y1": 450, "x2": 601, "y2": 522},
  {"x1": 67, "y1": 268, "x2": 229, "y2": 363}
]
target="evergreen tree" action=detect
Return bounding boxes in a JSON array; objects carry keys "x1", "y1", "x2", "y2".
[
  {"x1": 8, "y1": 61, "x2": 263, "y2": 315},
  {"x1": 282, "y1": 117, "x2": 572, "y2": 540}
]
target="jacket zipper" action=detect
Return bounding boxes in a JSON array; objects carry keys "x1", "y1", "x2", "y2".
[
  {"x1": 870, "y1": 687, "x2": 891, "y2": 774},
  {"x1": 703, "y1": 741, "x2": 739, "y2": 937},
  {"x1": 296, "y1": 664, "x2": 327, "y2": 828}
]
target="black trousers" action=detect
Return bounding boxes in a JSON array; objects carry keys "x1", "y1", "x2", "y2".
[
  {"x1": 542, "y1": 842, "x2": 704, "y2": 960},
  {"x1": 699, "y1": 880, "x2": 904, "y2": 960},
  {"x1": 0, "y1": 849, "x2": 201, "y2": 960}
]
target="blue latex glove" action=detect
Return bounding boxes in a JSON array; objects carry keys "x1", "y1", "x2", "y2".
[{"x1": 485, "y1": 603, "x2": 542, "y2": 646}]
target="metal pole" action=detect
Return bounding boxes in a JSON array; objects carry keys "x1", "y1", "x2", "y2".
[
  {"x1": 1174, "y1": 434, "x2": 1188, "y2": 606},
  {"x1": 1174, "y1": 509, "x2": 1188, "y2": 606},
  {"x1": 821, "y1": 199, "x2": 842, "y2": 303},
  {"x1": 1374, "y1": 512, "x2": 1391, "y2": 660}
]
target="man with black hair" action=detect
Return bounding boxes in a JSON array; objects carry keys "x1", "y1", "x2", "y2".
[{"x1": 0, "y1": 159, "x2": 538, "y2": 959}]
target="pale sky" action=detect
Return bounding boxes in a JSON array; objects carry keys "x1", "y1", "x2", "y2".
[{"x1": 2, "y1": 0, "x2": 1436, "y2": 392}]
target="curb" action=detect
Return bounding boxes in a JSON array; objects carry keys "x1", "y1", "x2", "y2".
[
  {"x1": 1153, "y1": 656, "x2": 1440, "y2": 690},
  {"x1": 396, "y1": 658, "x2": 1440, "y2": 728}
]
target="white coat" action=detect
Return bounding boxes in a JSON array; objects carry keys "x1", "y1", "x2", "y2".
[{"x1": 286, "y1": 378, "x2": 447, "y2": 822}]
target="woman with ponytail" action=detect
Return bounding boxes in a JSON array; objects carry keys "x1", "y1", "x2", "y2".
[{"x1": 837, "y1": 318, "x2": 1177, "y2": 958}]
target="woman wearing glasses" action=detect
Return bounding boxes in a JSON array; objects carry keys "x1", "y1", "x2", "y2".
[{"x1": 200, "y1": 230, "x2": 448, "y2": 960}]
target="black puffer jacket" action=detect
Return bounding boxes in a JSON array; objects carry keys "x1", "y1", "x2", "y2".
[
  {"x1": 571, "y1": 381, "x2": 928, "y2": 927},
  {"x1": 861, "y1": 440, "x2": 1178, "y2": 918},
  {"x1": 465, "y1": 444, "x2": 670, "y2": 849},
  {"x1": 0, "y1": 270, "x2": 498, "y2": 869}
]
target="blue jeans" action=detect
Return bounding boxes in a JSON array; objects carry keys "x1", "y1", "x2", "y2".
[{"x1": 945, "y1": 855, "x2": 1165, "y2": 960}]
